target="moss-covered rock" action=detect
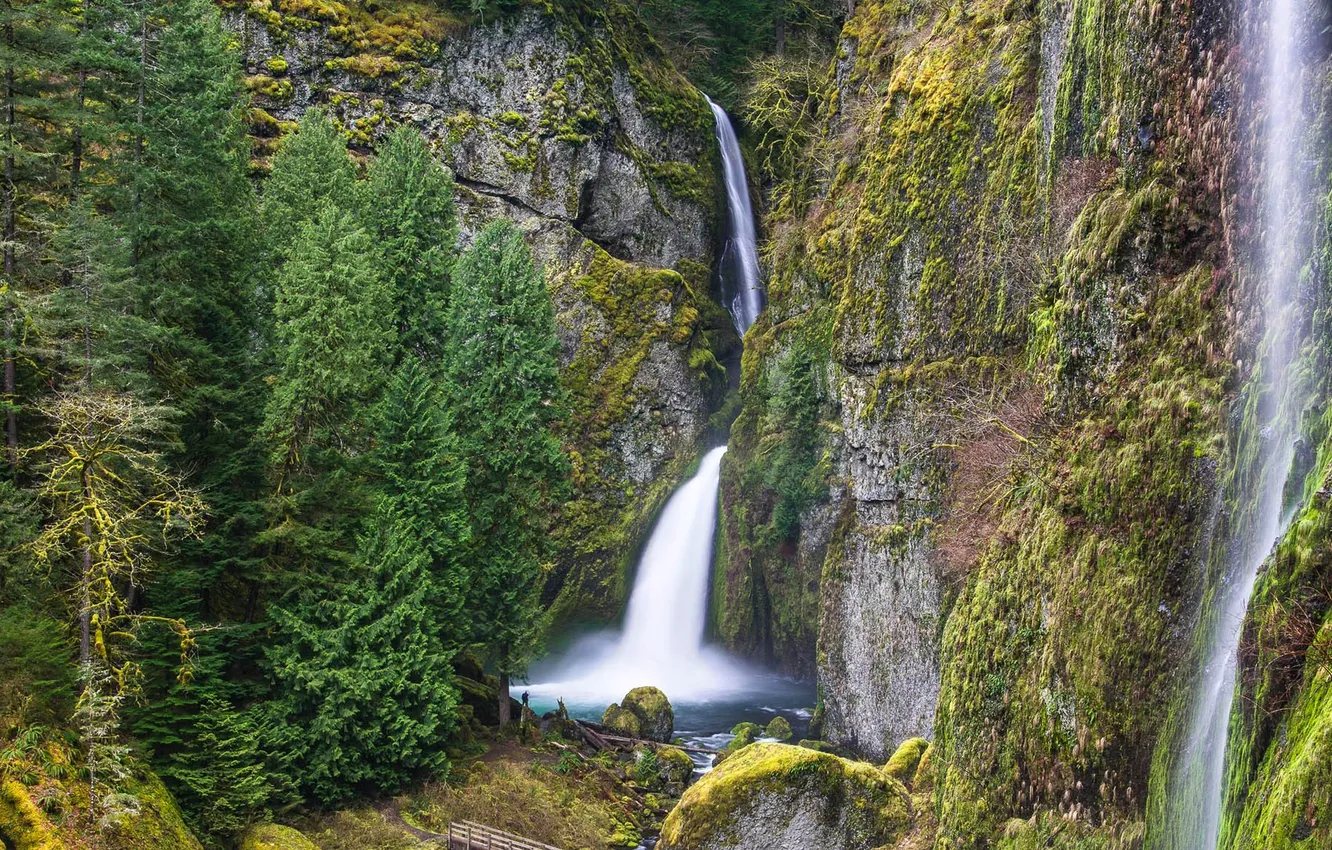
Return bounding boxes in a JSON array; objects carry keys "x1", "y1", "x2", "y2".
[
  {"x1": 239, "y1": 824, "x2": 321, "y2": 850},
  {"x1": 725, "y1": 722, "x2": 762, "y2": 753},
  {"x1": 657, "y1": 746, "x2": 696, "y2": 791},
  {"x1": 764, "y1": 716, "x2": 793, "y2": 742},
  {"x1": 602, "y1": 703, "x2": 643, "y2": 739},
  {"x1": 658, "y1": 743, "x2": 910, "y2": 850},
  {"x1": 103, "y1": 769, "x2": 207, "y2": 850},
  {"x1": 0, "y1": 780, "x2": 56, "y2": 850},
  {"x1": 603, "y1": 686, "x2": 674, "y2": 742},
  {"x1": 882, "y1": 737, "x2": 929, "y2": 784}
]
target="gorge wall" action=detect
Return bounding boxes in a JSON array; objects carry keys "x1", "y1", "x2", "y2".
[
  {"x1": 225, "y1": 0, "x2": 739, "y2": 627},
  {"x1": 718, "y1": 0, "x2": 1332, "y2": 845}
]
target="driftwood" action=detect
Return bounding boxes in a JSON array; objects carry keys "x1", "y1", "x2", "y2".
[{"x1": 572, "y1": 720, "x2": 719, "y2": 755}]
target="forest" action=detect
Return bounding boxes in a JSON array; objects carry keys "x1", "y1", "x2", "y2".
[{"x1": 2, "y1": 0, "x2": 1331, "y2": 849}]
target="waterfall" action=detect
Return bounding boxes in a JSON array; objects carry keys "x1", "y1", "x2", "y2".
[
  {"x1": 706, "y1": 96, "x2": 764, "y2": 334},
  {"x1": 527, "y1": 447, "x2": 756, "y2": 702},
  {"x1": 1155, "y1": 2, "x2": 1315, "y2": 846}
]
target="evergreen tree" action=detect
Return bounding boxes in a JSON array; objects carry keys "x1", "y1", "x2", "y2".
[
  {"x1": 441, "y1": 221, "x2": 568, "y2": 725},
  {"x1": 372, "y1": 356, "x2": 470, "y2": 645},
  {"x1": 265, "y1": 502, "x2": 459, "y2": 804},
  {"x1": 163, "y1": 696, "x2": 272, "y2": 843},
  {"x1": 260, "y1": 203, "x2": 393, "y2": 596},
  {"x1": 362, "y1": 126, "x2": 458, "y2": 363},
  {"x1": 260, "y1": 108, "x2": 357, "y2": 265}
]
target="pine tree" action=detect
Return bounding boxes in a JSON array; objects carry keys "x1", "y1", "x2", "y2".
[
  {"x1": 372, "y1": 357, "x2": 470, "y2": 645},
  {"x1": 441, "y1": 221, "x2": 568, "y2": 725},
  {"x1": 260, "y1": 203, "x2": 393, "y2": 596},
  {"x1": 265, "y1": 502, "x2": 459, "y2": 804},
  {"x1": 362, "y1": 126, "x2": 458, "y2": 363}
]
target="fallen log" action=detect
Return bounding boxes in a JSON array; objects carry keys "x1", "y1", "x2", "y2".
[{"x1": 572, "y1": 720, "x2": 719, "y2": 755}]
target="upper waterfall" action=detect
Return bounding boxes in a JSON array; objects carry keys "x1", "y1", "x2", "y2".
[{"x1": 706, "y1": 96, "x2": 764, "y2": 334}]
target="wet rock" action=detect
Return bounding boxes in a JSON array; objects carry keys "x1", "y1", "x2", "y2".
[
  {"x1": 765, "y1": 716, "x2": 793, "y2": 742},
  {"x1": 658, "y1": 743, "x2": 911, "y2": 850}
]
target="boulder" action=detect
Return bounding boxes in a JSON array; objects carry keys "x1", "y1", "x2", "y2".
[
  {"x1": 725, "y1": 722, "x2": 762, "y2": 753},
  {"x1": 657, "y1": 746, "x2": 696, "y2": 792},
  {"x1": 239, "y1": 824, "x2": 320, "y2": 850},
  {"x1": 602, "y1": 686, "x2": 674, "y2": 742},
  {"x1": 658, "y1": 743, "x2": 911, "y2": 850},
  {"x1": 765, "y1": 716, "x2": 793, "y2": 742},
  {"x1": 239, "y1": 824, "x2": 319, "y2": 850}
]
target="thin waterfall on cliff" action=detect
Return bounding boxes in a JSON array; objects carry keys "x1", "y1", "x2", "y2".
[
  {"x1": 706, "y1": 96, "x2": 764, "y2": 334},
  {"x1": 526, "y1": 447, "x2": 756, "y2": 702},
  {"x1": 1155, "y1": 1, "x2": 1315, "y2": 846}
]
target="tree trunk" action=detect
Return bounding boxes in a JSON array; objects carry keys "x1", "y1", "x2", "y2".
[
  {"x1": 775, "y1": 16, "x2": 786, "y2": 56},
  {"x1": 498, "y1": 672, "x2": 511, "y2": 728}
]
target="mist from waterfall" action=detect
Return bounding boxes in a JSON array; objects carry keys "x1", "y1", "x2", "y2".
[
  {"x1": 1155, "y1": 2, "x2": 1316, "y2": 846},
  {"x1": 526, "y1": 448, "x2": 762, "y2": 704},
  {"x1": 706, "y1": 96, "x2": 764, "y2": 335}
]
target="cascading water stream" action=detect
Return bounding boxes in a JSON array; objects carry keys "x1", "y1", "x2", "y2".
[
  {"x1": 1155, "y1": 2, "x2": 1315, "y2": 847},
  {"x1": 706, "y1": 96, "x2": 764, "y2": 334},
  {"x1": 525, "y1": 94, "x2": 809, "y2": 726}
]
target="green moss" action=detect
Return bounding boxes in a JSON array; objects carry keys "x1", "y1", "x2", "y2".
[
  {"x1": 104, "y1": 769, "x2": 206, "y2": 850},
  {"x1": 0, "y1": 781, "x2": 56, "y2": 850},
  {"x1": 239, "y1": 824, "x2": 320, "y2": 850},
  {"x1": 244, "y1": 74, "x2": 294, "y2": 100},
  {"x1": 659, "y1": 744, "x2": 910, "y2": 849},
  {"x1": 883, "y1": 737, "x2": 928, "y2": 783},
  {"x1": 765, "y1": 716, "x2": 793, "y2": 742},
  {"x1": 601, "y1": 703, "x2": 643, "y2": 739},
  {"x1": 726, "y1": 722, "x2": 763, "y2": 753}
]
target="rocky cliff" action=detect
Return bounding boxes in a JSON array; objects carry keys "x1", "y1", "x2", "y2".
[
  {"x1": 225, "y1": 0, "x2": 737, "y2": 624},
  {"x1": 718, "y1": 0, "x2": 1332, "y2": 845}
]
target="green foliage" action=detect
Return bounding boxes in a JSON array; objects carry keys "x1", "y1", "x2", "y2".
[
  {"x1": 443, "y1": 221, "x2": 569, "y2": 679},
  {"x1": 265, "y1": 502, "x2": 459, "y2": 804},
  {"x1": 260, "y1": 203, "x2": 393, "y2": 592},
  {"x1": 0, "y1": 607, "x2": 75, "y2": 727}
]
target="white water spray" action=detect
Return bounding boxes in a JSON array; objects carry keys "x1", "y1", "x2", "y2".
[
  {"x1": 528, "y1": 447, "x2": 759, "y2": 703},
  {"x1": 1156, "y1": 2, "x2": 1314, "y2": 846},
  {"x1": 706, "y1": 96, "x2": 764, "y2": 334}
]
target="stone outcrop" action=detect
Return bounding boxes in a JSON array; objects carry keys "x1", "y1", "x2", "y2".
[{"x1": 227, "y1": 1, "x2": 734, "y2": 625}]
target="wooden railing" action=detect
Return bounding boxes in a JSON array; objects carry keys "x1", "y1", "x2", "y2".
[{"x1": 446, "y1": 820, "x2": 565, "y2": 850}]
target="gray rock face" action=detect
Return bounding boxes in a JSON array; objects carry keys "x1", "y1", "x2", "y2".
[
  {"x1": 228, "y1": 5, "x2": 726, "y2": 621},
  {"x1": 817, "y1": 376, "x2": 943, "y2": 760}
]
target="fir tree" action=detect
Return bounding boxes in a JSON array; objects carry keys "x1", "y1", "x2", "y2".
[
  {"x1": 441, "y1": 221, "x2": 568, "y2": 725},
  {"x1": 362, "y1": 126, "x2": 458, "y2": 363},
  {"x1": 260, "y1": 203, "x2": 393, "y2": 596},
  {"x1": 260, "y1": 108, "x2": 357, "y2": 265},
  {"x1": 163, "y1": 696, "x2": 272, "y2": 843},
  {"x1": 265, "y1": 502, "x2": 459, "y2": 804},
  {"x1": 372, "y1": 356, "x2": 470, "y2": 645}
]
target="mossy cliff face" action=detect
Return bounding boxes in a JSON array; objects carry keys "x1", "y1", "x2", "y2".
[
  {"x1": 721, "y1": 0, "x2": 1268, "y2": 844},
  {"x1": 657, "y1": 743, "x2": 911, "y2": 850},
  {"x1": 225, "y1": 0, "x2": 734, "y2": 625}
]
